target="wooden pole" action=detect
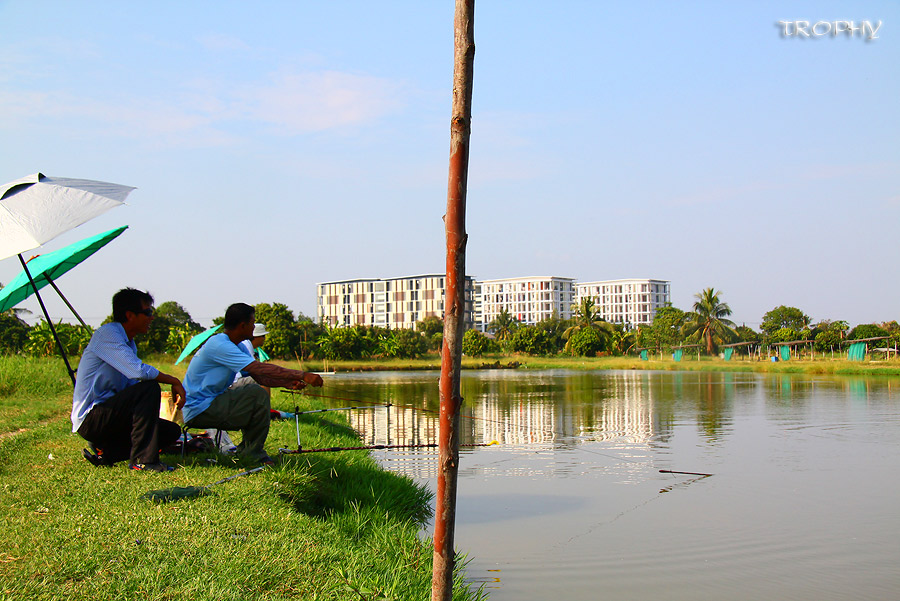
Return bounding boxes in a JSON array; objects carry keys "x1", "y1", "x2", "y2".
[{"x1": 432, "y1": 2, "x2": 474, "y2": 600}]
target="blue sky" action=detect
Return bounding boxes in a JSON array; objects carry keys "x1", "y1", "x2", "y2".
[{"x1": 1, "y1": 1, "x2": 897, "y2": 328}]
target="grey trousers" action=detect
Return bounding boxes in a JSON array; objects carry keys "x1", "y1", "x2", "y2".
[{"x1": 186, "y1": 377, "x2": 271, "y2": 459}]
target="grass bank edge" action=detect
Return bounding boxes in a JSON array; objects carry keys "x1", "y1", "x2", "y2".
[
  {"x1": 0, "y1": 358, "x2": 487, "y2": 601},
  {"x1": 271, "y1": 355, "x2": 900, "y2": 377}
]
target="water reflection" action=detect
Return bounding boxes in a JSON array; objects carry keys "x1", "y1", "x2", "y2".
[
  {"x1": 336, "y1": 370, "x2": 764, "y2": 452},
  {"x1": 309, "y1": 370, "x2": 900, "y2": 601}
]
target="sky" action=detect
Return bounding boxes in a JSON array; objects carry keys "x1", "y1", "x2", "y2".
[{"x1": 1, "y1": 1, "x2": 897, "y2": 329}]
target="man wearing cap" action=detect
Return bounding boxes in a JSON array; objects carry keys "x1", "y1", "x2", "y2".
[
  {"x1": 72, "y1": 288, "x2": 186, "y2": 472},
  {"x1": 239, "y1": 323, "x2": 269, "y2": 363},
  {"x1": 182, "y1": 303, "x2": 322, "y2": 465}
]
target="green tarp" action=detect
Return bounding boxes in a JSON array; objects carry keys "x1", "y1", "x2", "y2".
[
  {"x1": 673, "y1": 349, "x2": 683, "y2": 362},
  {"x1": 779, "y1": 345, "x2": 791, "y2": 361},
  {"x1": 640, "y1": 350, "x2": 648, "y2": 361},
  {"x1": 723, "y1": 348, "x2": 734, "y2": 361},
  {"x1": 848, "y1": 341, "x2": 867, "y2": 361}
]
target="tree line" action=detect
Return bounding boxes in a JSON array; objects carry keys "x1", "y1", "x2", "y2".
[
  {"x1": 0, "y1": 301, "x2": 445, "y2": 361},
  {"x1": 2, "y1": 288, "x2": 898, "y2": 360},
  {"x1": 467, "y1": 287, "x2": 900, "y2": 357}
]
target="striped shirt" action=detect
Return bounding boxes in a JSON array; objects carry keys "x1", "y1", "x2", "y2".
[{"x1": 71, "y1": 322, "x2": 159, "y2": 432}]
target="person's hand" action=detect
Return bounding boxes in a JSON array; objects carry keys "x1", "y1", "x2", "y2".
[
  {"x1": 302, "y1": 372, "x2": 324, "y2": 387},
  {"x1": 286, "y1": 379, "x2": 308, "y2": 391},
  {"x1": 172, "y1": 381, "x2": 187, "y2": 409}
]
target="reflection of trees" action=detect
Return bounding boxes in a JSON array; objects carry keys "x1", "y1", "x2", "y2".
[{"x1": 694, "y1": 372, "x2": 730, "y2": 441}]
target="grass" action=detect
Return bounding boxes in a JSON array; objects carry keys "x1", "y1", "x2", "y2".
[
  {"x1": 198, "y1": 353, "x2": 900, "y2": 378},
  {"x1": 0, "y1": 356, "x2": 486, "y2": 601}
]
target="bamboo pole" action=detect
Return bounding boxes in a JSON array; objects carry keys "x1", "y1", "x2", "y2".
[{"x1": 432, "y1": 2, "x2": 474, "y2": 600}]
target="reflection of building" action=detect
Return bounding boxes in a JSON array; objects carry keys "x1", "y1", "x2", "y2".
[
  {"x1": 349, "y1": 405, "x2": 438, "y2": 447},
  {"x1": 340, "y1": 372, "x2": 663, "y2": 479},
  {"x1": 317, "y1": 274, "x2": 476, "y2": 329},
  {"x1": 587, "y1": 372, "x2": 655, "y2": 443},
  {"x1": 575, "y1": 278, "x2": 670, "y2": 328},
  {"x1": 345, "y1": 372, "x2": 657, "y2": 448}
]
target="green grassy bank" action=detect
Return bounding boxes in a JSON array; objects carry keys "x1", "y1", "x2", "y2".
[
  {"x1": 0, "y1": 356, "x2": 485, "y2": 601},
  {"x1": 274, "y1": 354, "x2": 900, "y2": 377}
]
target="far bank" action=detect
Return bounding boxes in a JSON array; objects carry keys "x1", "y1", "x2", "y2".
[{"x1": 263, "y1": 354, "x2": 900, "y2": 378}]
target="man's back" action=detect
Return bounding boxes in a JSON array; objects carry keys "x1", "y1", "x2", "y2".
[{"x1": 183, "y1": 333, "x2": 253, "y2": 423}]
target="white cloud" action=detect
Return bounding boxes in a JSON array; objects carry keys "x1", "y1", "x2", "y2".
[
  {"x1": 0, "y1": 67, "x2": 407, "y2": 145},
  {"x1": 232, "y1": 70, "x2": 405, "y2": 134}
]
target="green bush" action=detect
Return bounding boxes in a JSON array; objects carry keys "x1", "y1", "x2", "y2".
[
  {"x1": 510, "y1": 325, "x2": 555, "y2": 356},
  {"x1": 462, "y1": 329, "x2": 498, "y2": 357},
  {"x1": 567, "y1": 327, "x2": 607, "y2": 357},
  {"x1": 0, "y1": 313, "x2": 30, "y2": 354}
]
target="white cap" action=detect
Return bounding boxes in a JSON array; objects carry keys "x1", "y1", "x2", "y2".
[{"x1": 253, "y1": 323, "x2": 268, "y2": 337}]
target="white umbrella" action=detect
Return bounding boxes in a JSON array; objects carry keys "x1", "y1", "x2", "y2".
[
  {"x1": 0, "y1": 172, "x2": 135, "y2": 384},
  {"x1": 0, "y1": 172, "x2": 135, "y2": 260}
]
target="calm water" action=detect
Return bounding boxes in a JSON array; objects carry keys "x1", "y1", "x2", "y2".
[{"x1": 316, "y1": 370, "x2": 900, "y2": 601}]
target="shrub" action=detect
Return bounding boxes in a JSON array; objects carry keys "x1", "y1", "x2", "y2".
[{"x1": 462, "y1": 330, "x2": 498, "y2": 357}]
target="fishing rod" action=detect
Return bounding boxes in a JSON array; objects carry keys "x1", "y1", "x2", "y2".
[
  {"x1": 659, "y1": 469, "x2": 713, "y2": 477},
  {"x1": 294, "y1": 404, "x2": 392, "y2": 416},
  {"x1": 280, "y1": 442, "x2": 437, "y2": 455},
  {"x1": 142, "y1": 466, "x2": 266, "y2": 502},
  {"x1": 279, "y1": 441, "x2": 499, "y2": 455}
]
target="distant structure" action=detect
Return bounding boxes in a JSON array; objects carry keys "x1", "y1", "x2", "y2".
[
  {"x1": 317, "y1": 274, "x2": 670, "y2": 332},
  {"x1": 476, "y1": 276, "x2": 576, "y2": 331},
  {"x1": 317, "y1": 274, "x2": 476, "y2": 330},
  {"x1": 575, "y1": 278, "x2": 670, "y2": 328}
]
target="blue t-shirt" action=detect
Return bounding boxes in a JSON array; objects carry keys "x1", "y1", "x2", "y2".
[{"x1": 183, "y1": 333, "x2": 254, "y2": 423}]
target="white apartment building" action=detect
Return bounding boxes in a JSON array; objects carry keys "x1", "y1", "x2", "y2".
[
  {"x1": 575, "y1": 278, "x2": 670, "y2": 328},
  {"x1": 476, "y1": 276, "x2": 576, "y2": 331},
  {"x1": 317, "y1": 274, "x2": 476, "y2": 330}
]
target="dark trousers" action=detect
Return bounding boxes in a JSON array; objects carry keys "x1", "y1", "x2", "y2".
[{"x1": 77, "y1": 380, "x2": 181, "y2": 465}]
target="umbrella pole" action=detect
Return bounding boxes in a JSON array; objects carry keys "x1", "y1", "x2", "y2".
[
  {"x1": 18, "y1": 254, "x2": 77, "y2": 386},
  {"x1": 45, "y1": 276, "x2": 89, "y2": 329}
]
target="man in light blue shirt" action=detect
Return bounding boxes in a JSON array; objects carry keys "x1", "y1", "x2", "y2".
[
  {"x1": 72, "y1": 288, "x2": 186, "y2": 472},
  {"x1": 183, "y1": 303, "x2": 323, "y2": 464}
]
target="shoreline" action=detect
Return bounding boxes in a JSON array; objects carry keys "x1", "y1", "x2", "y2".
[{"x1": 260, "y1": 355, "x2": 900, "y2": 378}]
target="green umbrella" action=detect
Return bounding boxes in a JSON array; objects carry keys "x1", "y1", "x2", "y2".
[
  {"x1": 0, "y1": 225, "x2": 128, "y2": 385},
  {"x1": 0, "y1": 226, "x2": 128, "y2": 323},
  {"x1": 175, "y1": 324, "x2": 222, "y2": 364}
]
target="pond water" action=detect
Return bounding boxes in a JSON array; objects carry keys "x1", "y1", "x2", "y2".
[{"x1": 312, "y1": 370, "x2": 900, "y2": 601}]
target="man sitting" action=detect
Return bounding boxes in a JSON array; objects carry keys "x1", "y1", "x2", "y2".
[
  {"x1": 182, "y1": 303, "x2": 323, "y2": 464},
  {"x1": 72, "y1": 288, "x2": 185, "y2": 472}
]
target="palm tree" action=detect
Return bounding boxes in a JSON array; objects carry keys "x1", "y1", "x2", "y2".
[
  {"x1": 609, "y1": 324, "x2": 636, "y2": 356},
  {"x1": 563, "y1": 297, "x2": 615, "y2": 352},
  {"x1": 682, "y1": 288, "x2": 737, "y2": 355},
  {"x1": 488, "y1": 308, "x2": 519, "y2": 342}
]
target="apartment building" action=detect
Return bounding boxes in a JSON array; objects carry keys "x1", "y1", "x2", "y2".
[
  {"x1": 575, "y1": 278, "x2": 670, "y2": 328},
  {"x1": 317, "y1": 274, "x2": 476, "y2": 330},
  {"x1": 476, "y1": 276, "x2": 576, "y2": 331}
]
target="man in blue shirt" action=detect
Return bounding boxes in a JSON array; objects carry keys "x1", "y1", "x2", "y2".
[
  {"x1": 183, "y1": 303, "x2": 323, "y2": 464},
  {"x1": 72, "y1": 288, "x2": 186, "y2": 472}
]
